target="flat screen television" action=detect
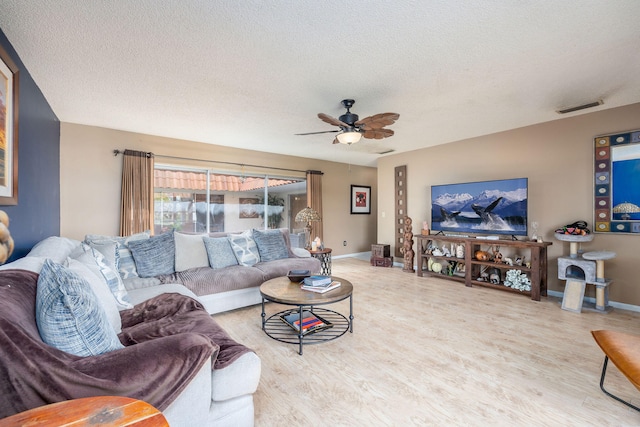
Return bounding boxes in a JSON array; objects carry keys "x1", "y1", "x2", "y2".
[{"x1": 431, "y1": 178, "x2": 528, "y2": 237}]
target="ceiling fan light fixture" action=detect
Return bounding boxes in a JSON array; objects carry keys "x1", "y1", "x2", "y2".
[{"x1": 336, "y1": 130, "x2": 362, "y2": 145}]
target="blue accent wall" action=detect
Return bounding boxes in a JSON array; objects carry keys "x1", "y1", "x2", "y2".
[{"x1": 0, "y1": 28, "x2": 60, "y2": 261}]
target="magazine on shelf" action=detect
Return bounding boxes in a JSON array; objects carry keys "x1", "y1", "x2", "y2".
[
  {"x1": 280, "y1": 310, "x2": 333, "y2": 335},
  {"x1": 303, "y1": 275, "x2": 332, "y2": 287},
  {"x1": 301, "y1": 281, "x2": 341, "y2": 293}
]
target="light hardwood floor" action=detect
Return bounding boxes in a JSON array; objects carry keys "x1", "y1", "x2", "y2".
[{"x1": 213, "y1": 258, "x2": 640, "y2": 426}]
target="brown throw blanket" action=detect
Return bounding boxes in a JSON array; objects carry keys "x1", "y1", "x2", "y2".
[
  {"x1": 119, "y1": 292, "x2": 252, "y2": 370},
  {"x1": 0, "y1": 269, "x2": 252, "y2": 418}
]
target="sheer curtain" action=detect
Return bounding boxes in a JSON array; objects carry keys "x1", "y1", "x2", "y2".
[
  {"x1": 306, "y1": 170, "x2": 323, "y2": 242},
  {"x1": 120, "y1": 149, "x2": 154, "y2": 236}
]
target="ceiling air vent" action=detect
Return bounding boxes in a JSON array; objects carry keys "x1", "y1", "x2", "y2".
[
  {"x1": 556, "y1": 100, "x2": 603, "y2": 114},
  {"x1": 377, "y1": 149, "x2": 395, "y2": 155}
]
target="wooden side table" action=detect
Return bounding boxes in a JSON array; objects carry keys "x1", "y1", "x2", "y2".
[
  {"x1": 309, "y1": 248, "x2": 332, "y2": 275},
  {"x1": 0, "y1": 396, "x2": 169, "y2": 426}
]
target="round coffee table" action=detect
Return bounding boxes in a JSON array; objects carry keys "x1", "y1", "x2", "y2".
[{"x1": 260, "y1": 276, "x2": 353, "y2": 355}]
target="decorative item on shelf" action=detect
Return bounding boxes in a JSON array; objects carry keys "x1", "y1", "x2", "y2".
[
  {"x1": 422, "y1": 221, "x2": 430, "y2": 235},
  {"x1": 432, "y1": 248, "x2": 443, "y2": 256},
  {"x1": 515, "y1": 256, "x2": 524, "y2": 266},
  {"x1": 530, "y1": 221, "x2": 539, "y2": 242},
  {"x1": 312, "y1": 237, "x2": 323, "y2": 251},
  {"x1": 427, "y1": 257, "x2": 434, "y2": 271},
  {"x1": 504, "y1": 269, "x2": 532, "y2": 291},
  {"x1": 503, "y1": 257, "x2": 513, "y2": 266},
  {"x1": 447, "y1": 263, "x2": 455, "y2": 276},
  {"x1": 295, "y1": 207, "x2": 321, "y2": 250},
  {"x1": 477, "y1": 265, "x2": 489, "y2": 282},
  {"x1": 431, "y1": 261, "x2": 443, "y2": 274},
  {"x1": 441, "y1": 245, "x2": 451, "y2": 257},
  {"x1": 453, "y1": 263, "x2": 466, "y2": 277},
  {"x1": 489, "y1": 268, "x2": 501, "y2": 284},
  {"x1": 455, "y1": 243, "x2": 464, "y2": 259},
  {"x1": 0, "y1": 210, "x2": 14, "y2": 264},
  {"x1": 492, "y1": 246, "x2": 503, "y2": 263},
  {"x1": 475, "y1": 250, "x2": 490, "y2": 261},
  {"x1": 400, "y1": 216, "x2": 415, "y2": 273}
]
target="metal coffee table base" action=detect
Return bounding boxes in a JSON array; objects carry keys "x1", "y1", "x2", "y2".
[{"x1": 261, "y1": 297, "x2": 353, "y2": 355}]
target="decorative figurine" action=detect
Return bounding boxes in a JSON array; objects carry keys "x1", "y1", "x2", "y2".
[{"x1": 401, "y1": 216, "x2": 415, "y2": 273}]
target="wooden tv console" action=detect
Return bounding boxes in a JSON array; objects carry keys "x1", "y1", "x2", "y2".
[{"x1": 415, "y1": 234, "x2": 552, "y2": 301}]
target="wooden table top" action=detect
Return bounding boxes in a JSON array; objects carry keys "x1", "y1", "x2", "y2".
[
  {"x1": 308, "y1": 248, "x2": 332, "y2": 254},
  {"x1": 260, "y1": 275, "x2": 352, "y2": 305},
  {"x1": 0, "y1": 396, "x2": 168, "y2": 427}
]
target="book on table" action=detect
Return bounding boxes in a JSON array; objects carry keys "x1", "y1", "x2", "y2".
[
  {"x1": 302, "y1": 275, "x2": 332, "y2": 287},
  {"x1": 280, "y1": 310, "x2": 333, "y2": 335},
  {"x1": 301, "y1": 281, "x2": 341, "y2": 293}
]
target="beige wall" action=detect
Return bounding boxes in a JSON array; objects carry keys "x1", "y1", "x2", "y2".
[
  {"x1": 378, "y1": 102, "x2": 640, "y2": 306},
  {"x1": 60, "y1": 123, "x2": 377, "y2": 256}
]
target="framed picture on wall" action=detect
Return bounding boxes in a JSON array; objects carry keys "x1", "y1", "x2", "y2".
[
  {"x1": 0, "y1": 45, "x2": 19, "y2": 205},
  {"x1": 239, "y1": 197, "x2": 260, "y2": 218},
  {"x1": 593, "y1": 130, "x2": 640, "y2": 233},
  {"x1": 351, "y1": 185, "x2": 371, "y2": 214}
]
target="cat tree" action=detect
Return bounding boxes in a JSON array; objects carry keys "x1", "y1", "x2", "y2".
[{"x1": 555, "y1": 233, "x2": 614, "y2": 313}]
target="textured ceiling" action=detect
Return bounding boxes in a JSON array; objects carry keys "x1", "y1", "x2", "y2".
[{"x1": 1, "y1": 1, "x2": 639, "y2": 167}]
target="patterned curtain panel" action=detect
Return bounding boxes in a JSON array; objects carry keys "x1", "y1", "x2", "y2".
[
  {"x1": 306, "y1": 170, "x2": 323, "y2": 242},
  {"x1": 120, "y1": 150, "x2": 154, "y2": 236}
]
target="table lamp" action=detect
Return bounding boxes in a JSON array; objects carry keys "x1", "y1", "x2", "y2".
[{"x1": 295, "y1": 207, "x2": 321, "y2": 250}]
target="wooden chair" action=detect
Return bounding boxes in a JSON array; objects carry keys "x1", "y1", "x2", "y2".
[{"x1": 592, "y1": 330, "x2": 640, "y2": 411}]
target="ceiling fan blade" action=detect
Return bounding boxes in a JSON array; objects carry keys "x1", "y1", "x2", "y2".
[
  {"x1": 295, "y1": 130, "x2": 340, "y2": 136},
  {"x1": 318, "y1": 113, "x2": 348, "y2": 127},
  {"x1": 362, "y1": 128, "x2": 394, "y2": 139},
  {"x1": 355, "y1": 113, "x2": 400, "y2": 130}
]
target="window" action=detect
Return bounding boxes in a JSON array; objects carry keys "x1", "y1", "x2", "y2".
[{"x1": 154, "y1": 166, "x2": 306, "y2": 242}]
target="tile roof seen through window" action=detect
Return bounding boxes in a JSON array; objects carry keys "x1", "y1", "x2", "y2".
[{"x1": 154, "y1": 170, "x2": 297, "y2": 192}]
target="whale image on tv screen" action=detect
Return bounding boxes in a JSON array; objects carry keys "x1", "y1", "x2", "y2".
[{"x1": 431, "y1": 178, "x2": 528, "y2": 236}]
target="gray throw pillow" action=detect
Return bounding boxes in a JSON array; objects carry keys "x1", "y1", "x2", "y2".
[
  {"x1": 203, "y1": 236, "x2": 239, "y2": 269},
  {"x1": 36, "y1": 259, "x2": 124, "y2": 356},
  {"x1": 128, "y1": 231, "x2": 176, "y2": 278},
  {"x1": 84, "y1": 231, "x2": 151, "y2": 279},
  {"x1": 253, "y1": 229, "x2": 289, "y2": 262}
]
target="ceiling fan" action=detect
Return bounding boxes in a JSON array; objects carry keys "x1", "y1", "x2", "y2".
[{"x1": 296, "y1": 99, "x2": 399, "y2": 145}]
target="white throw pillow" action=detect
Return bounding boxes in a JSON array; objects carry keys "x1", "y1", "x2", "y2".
[
  {"x1": 228, "y1": 230, "x2": 261, "y2": 266},
  {"x1": 174, "y1": 233, "x2": 209, "y2": 272},
  {"x1": 27, "y1": 236, "x2": 81, "y2": 264}
]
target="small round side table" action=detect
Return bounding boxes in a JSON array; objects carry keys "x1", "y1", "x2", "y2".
[{"x1": 309, "y1": 248, "x2": 332, "y2": 275}]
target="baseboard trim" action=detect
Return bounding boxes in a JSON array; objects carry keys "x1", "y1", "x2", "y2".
[
  {"x1": 547, "y1": 290, "x2": 640, "y2": 313},
  {"x1": 339, "y1": 254, "x2": 640, "y2": 312}
]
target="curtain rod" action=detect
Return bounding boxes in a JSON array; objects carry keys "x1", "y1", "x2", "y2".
[{"x1": 113, "y1": 149, "x2": 310, "y2": 174}]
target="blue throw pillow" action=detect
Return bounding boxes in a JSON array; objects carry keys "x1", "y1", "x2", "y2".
[
  {"x1": 128, "y1": 231, "x2": 176, "y2": 278},
  {"x1": 253, "y1": 229, "x2": 289, "y2": 262},
  {"x1": 36, "y1": 259, "x2": 124, "y2": 356},
  {"x1": 203, "y1": 236, "x2": 239, "y2": 269}
]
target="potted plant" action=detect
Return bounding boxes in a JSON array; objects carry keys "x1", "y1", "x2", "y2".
[{"x1": 257, "y1": 194, "x2": 285, "y2": 229}]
